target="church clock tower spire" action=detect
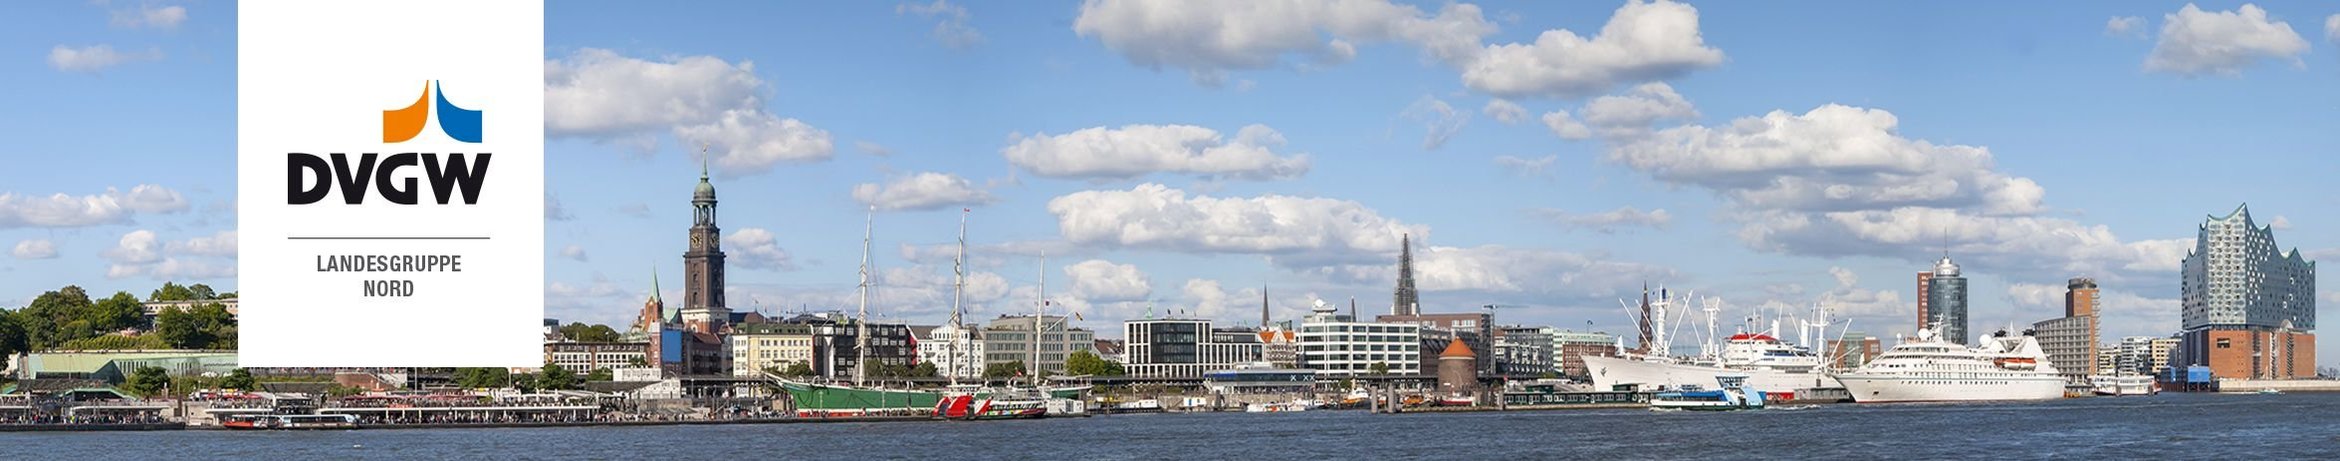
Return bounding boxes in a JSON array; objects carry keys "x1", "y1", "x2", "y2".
[{"x1": 682, "y1": 146, "x2": 730, "y2": 334}]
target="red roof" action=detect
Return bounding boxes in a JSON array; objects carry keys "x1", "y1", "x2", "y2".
[
  {"x1": 1439, "y1": 338, "x2": 1474, "y2": 358},
  {"x1": 1728, "y1": 333, "x2": 1778, "y2": 342}
]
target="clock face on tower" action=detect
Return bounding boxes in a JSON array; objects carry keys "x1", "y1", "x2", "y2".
[{"x1": 691, "y1": 234, "x2": 703, "y2": 249}]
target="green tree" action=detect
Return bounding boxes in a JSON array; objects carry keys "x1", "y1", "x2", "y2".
[
  {"x1": 186, "y1": 284, "x2": 218, "y2": 301},
  {"x1": 453, "y1": 367, "x2": 512, "y2": 389},
  {"x1": 535, "y1": 362, "x2": 580, "y2": 390},
  {"x1": 124, "y1": 366, "x2": 171, "y2": 398},
  {"x1": 627, "y1": 356, "x2": 650, "y2": 367},
  {"x1": 982, "y1": 360, "x2": 1026, "y2": 379},
  {"x1": 0, "y1": 310, "x2": 28, "y2": 358},
  {"x1": 780, "y1": 362, "x2": 815, "y2": 378},
  {"x1": 558, "y1": 322, "x2": 622, "y2": 342},
  {"x1": 910, "y1": 362, "x2": 938, "y2": 378},
  {"x1": 219, "y1": 368, "x2": 257, "y2": 390},
  {"x1": 1064, "y1": 350, "x2": 1126, "y2": 376},
  {"x1": 20, "y1": 285, "x2": 97, "y2": 349},
  {"x1": 89, "y1": 292, "x2": 144, "y2": 333},
  {"x1": 155, "y1": 303, "x2": 237, "y2": 349},
  {"x1": 149, "y1": 282, "x2": 196, "y2": 302},
  {"x1": 1367, "y1": 362, "x2": 1390, "y2": 376},
  {"x1": 585, "y1": 367, "x2": 613, "y2": 382}
]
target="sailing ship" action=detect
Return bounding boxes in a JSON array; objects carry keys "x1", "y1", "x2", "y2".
[{"x1": 772, "y1": 209, "x2": 1086, "y2": 419}]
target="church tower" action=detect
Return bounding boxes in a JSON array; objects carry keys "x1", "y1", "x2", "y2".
[
  {"x1": 680, "y1": 156, "x2": 730, "y2": 334},
  {"x1": 1393, "y1": 233, "x2": 1419, "y2": 316}
]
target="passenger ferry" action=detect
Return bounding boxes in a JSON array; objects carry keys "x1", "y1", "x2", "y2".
[
  {"x1": 1829, "y1": 326, "x2": 2065, "y2": 403},
  {"x1": 2091, "y1": 374, "x2": 2157, "y2": 396},
  {"x1": 219, "y1": 414, "x2": 359, "y2": 430},
  {"x1": 1649, "y1": 375, "x2": 1767, "y2": 411}
]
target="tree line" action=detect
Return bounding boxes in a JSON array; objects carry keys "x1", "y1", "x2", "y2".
[{"x1": 0, "y1": 282, "x2": 237, "y2": 357}]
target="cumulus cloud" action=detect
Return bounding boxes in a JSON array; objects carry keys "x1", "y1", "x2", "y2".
[
  {"x1": 1530, "y1": 207, "x2": 1671, "y2": 233},
  {"x1": 897, "y1": 0, "x2": 984, "y2": 49},
  {"x1": 1541, "y1": 110, "x2": 1593, "y2": 140},
  {"x1": 1483, "y1": 99, "x2": 1529, "y2": 124},
  {"x1": 1492, "y1": 154, "x2": 1557, "y2": 177},
  {"x1": 1002, "y1": 124, "x2": 1310, "y2": 180},
  {"x1": 2144, "y1": 4, "x2": 2310, "y2": 76},
  {"x1": 852, "y1": 172, "x2": 998, "y2": 211},
  {"x1": 2329, "y1": 14, "x2": 2340, "y2": 42},
  {"x1": 1072, "y1": 0, "x2": 1495, "y2": 86},
  {"x1": 12, "y1": 239, "x2": 57, "y2": 260},
  {"x1": 1401, "y1": 95, "x2": 1471, "y2": 150},
  {"x1": 1811, "y1": 266, "x2": 1907, "y2": 319},
  {"x1": 2106, "y1": 16, "x2": 2145, "y2": 38},
  {"x1": 723, "y1": 228, "x2": 797, "y2": 271},
  {"x1": 544, "y1": 48, "x2": 833, "y2": 175},
  {"x1": 2007, "y1": 283, "x2": 2178, "y2": 339},
  {"x1": 102, "y1": 230, "x2": 236, "y2": 280},
  {"x1": 1612, "y1": 104, "x2": 2045, "y2": 215},
  {"x1": 1064, "y1": 259, "x2": 1153, "y2": 302},
  {"x1": 560, "y1": 245, "x2": 589, "y2": 262},
  {"x1": 49, "y1": 45, "x2": 160, "y2": 73},
  {"x1": 1302, "y1": 244, "x2": 1674, "y2": 300},
  {"x1": 111, "y1": 4, "x2": 187, "y2": 29},
  {"x1": 1460, "y1": 0, "x2": 1723, "y2": 99},
  {"x1": 1573, "y1": 82, "x2": 1698, "y2": 139},
  {"x1": 0, "y1": 184, "x2": 188, "y2": 229},
  {"x1": 899, "y1": 240, "x2": 1087, "y2": 268},
  {"x1": 855, "y1": 141, "x2": 894, "y2": 157},
  {"x1": 1045, "y1": 183, "x2": 1424, "y2": 264}
]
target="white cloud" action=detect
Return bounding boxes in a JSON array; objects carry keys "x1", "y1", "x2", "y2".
[
  {"x1": 560, "y1": 245, "x2": 589, "y2": 262},
  {"x1": 1574, "y1": 82, "x2": 1698, "y2": 139},
  {"x1": 1612, "y1": 104, "x2": 2044, "y2": 214},
  {"x1": 1002, "y1": 124, "x2": 1310, "y2": 180},
  {"x1": 723, "y1": 228, "x2": 797, "y2": 271},
  {"x1": 1733, "y1": 209, "x2": 2192, "y2": 281},
  {"x1": 102, "y1": 230, "x2": 235, "y2": 280},
  {"x1": 112, "y1": 4, "x2": 187, "y2": 29},
  {"x1": 852, "y1": 172, "x2": 998, "y2": 211},
  {"x1": 1064, "y1": 259, "x2": 1153, "y2": 302},
  {"x1": 2328, "y1": 14, "x2": 2339, "y2": 42},
  {"x1": 1492, "y1": 154, "x2": 1557, "y2": 177},
  {"x1": 897, "y1": 0, "x2": 984, "y2": 50},
  {"x1": 1072, "y1": 0, "x2": 1494, "y2": 86},
  {"x1": 1046, "y1": 183, "x2": 1423, "y2": 262},
  {"x1": 1812, "y1": 266, "x2": 1907, "y2": 319},
  {"x1": 855, "y1": 141, "x2": 894, "y2": 156},
  {"x1": 2270, "y1": 215, "x2": 2292, "y2": 230},
  {"x1": 1530, "y1": 207, "x2": 1671, "y2": 233},
  {"x1": 1302, "y1": 244, "x2": 1674, "y2": 299},
  {"x1": 0, "y1": 184, "x2": 188, "y2": 229},
  {"x1": 1541, "y1": 110, "x2": 1593, "y2": 140},
  {"x1": 49, "y1": 45, "x2": 160, "y2": 73},
  {"x1": 671, "y1": 109, "x2": 835, "y2": 175},
  {"x1": 544, "y1": 49, "x2": 834, "y2": 175},
  {"x1": 2008, "y1": 283, "x2": 2178, "y2": 339},
  {"x1": 165, "y1": 230, "x2": 236, "y2": 257},
  {"x1": 1483, "y1": 99, "x2": 1528, "y2": 124},
  {"x1": 2144, "y1": 4, "x2": 2310, "y2": 76},
  {"x1": 11, "y1": 239, "x2": 57, "y2": 260},
  {"x1": 1402, "y1": 95, "x2": 1470, "y2": 150},
  {"x1": 1459, "y1": 0, "x2": 1723, "y2": 99},
  {"x1": 2106, "y1": 16, "x2": 2145, "y2": 38},
  {"x1": 899, "y1": 240, "x2": 1087, "y2": 268}
]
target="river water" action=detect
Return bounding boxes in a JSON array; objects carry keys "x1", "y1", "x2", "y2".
[{"x1": 7, "y1": 392, "x2": 2336, "y2": 460}]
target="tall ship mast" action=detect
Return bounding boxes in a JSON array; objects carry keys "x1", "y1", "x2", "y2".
[{"x1": 854, "y1": 207, "x2": 873, "y2": 388}]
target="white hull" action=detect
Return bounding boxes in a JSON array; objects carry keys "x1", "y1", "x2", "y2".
[
  {"x1": 1585, "y1": 355, "x2": 1839, "y2": 395},
  {"x1": 1834, "y1": 375, "x2": 2066, "y2": 403},
  {"x1": 2091, "y1": 376, "x2": 2157, "y2": 396}
]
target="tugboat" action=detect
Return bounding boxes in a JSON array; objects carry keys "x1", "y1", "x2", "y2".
[{"x1": 1649, "y1": 375, "x2": 1767, "y2": 411}]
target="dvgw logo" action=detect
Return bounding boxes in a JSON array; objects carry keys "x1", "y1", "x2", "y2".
[{"x1": 289, "y1": 81, "x2": 493, "y2": 205}]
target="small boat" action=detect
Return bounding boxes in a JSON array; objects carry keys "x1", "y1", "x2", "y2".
[
  {"x1": 1244, "y1": 400, "x2": 1311, "y2": 413},
  {"x1": 1435, "y1": 395, "x2": 1475, "y2": 406},
  {"x1": 936, "y1": 387, "x2": 1052, "y2": 420},
  {"x1": 2257, "y1": 388, "x2": 2282, "y2": 395},
  {"x1": 220, "y1": 414, "x2": 358, "y2": 430},
  {"x1": 1649, "y1": 375, "x2": 1766, "y2": 411},
  {"x1": 2090, "y1": 374, "x2": 2156, "y2": 396}
]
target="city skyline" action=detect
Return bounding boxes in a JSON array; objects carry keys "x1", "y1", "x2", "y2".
[{"x1": 4, "y1": 1, "x2": 2339, "y2": 362}]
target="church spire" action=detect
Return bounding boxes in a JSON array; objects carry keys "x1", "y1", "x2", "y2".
[{"x1": 1393, "y1": 233, "x2": 1418, "y2": 316}]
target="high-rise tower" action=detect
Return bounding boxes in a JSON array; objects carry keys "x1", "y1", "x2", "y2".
[
  {"x1": 1393, "y1": 233, "x2": 1419, "y2": 316},
  {"x1": 2177, "y1": 204, "x2": 2316, "y2": 379},
  {"x1": 680, "y1": 156, "x2": 730, "y2": 335},
  {"x1": 1925, "y1": 255, "x2": 1968, "y2": 345}
]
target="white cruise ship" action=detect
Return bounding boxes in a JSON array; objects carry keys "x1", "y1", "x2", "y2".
[
  {"x1": 1585, "y1": 333, "x2": 1841, "y2": 398},
  {"x1": 1830, "y1": 327, "x2": 2066, "y2": 403}
]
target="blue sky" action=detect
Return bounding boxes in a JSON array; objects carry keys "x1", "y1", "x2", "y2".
[{"x1": 4, "y1": 1, "x2": 2338, "y2": 361}]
